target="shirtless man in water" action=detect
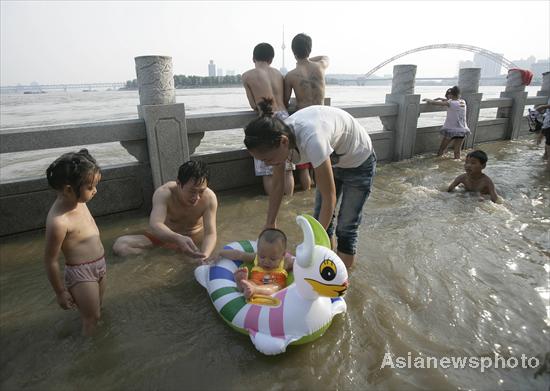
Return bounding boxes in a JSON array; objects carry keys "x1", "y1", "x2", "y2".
[
  {"x1": 447, "y1": 150, "x2": 499, "y2": 203},
  {"x1": 113, "y1": 161, "x2": 217, "y2": 262},
  {"x1": 242, "y1": 42, "x2": 294, "y2": 196}
]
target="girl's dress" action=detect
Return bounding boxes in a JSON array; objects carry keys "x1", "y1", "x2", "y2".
[{"x1": 440, "y1": 99, "x2": 471, "y2": 138}]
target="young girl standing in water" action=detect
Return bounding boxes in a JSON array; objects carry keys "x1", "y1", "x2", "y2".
[
  {"x1": 44, "y1": 149, "x2": 105, "y2": 336},
  {"x1": 423, "y1": 86, "x2": 471, "y2": 159}
]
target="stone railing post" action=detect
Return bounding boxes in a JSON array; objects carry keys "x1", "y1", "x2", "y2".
[
  {"x1": 381, "y1": 64, "x2": 420, "y2": 161},
  {"x1": 497, "y1": 69, "x2": 528, "y2": 140},
  {"x1": 135, "y1": 55, "x2": 189, "y2": 188},
  {"x1": 136, "y1": 55, "x2": 176, "y2": 107},
  {"x1": 537, "y1": 71, "x2": 550, "y2": 98},
  {"x1": 458, "y1": 68, "x2": 482, "y2": 149}
]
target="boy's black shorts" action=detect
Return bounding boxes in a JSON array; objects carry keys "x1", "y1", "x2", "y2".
[{"x1": 543, "y1": 128, "x2": 550, "y2": 146}]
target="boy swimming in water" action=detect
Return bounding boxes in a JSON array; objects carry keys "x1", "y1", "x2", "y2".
[
  {"x1": 447, "y1": 150, "x2": 499, "y2": 203},
  {"x1": 209, "y1": 228, "x2": 294, "y2": 299}
]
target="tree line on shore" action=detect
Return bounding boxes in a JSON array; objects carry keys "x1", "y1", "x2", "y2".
[{"x1": 123, "y1": 74, "x2": 243, "y2": 90}]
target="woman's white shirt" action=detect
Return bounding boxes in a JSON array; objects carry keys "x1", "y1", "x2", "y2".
[{"x1": 285, "y1": 105, "x2": 373, "y2": 168}]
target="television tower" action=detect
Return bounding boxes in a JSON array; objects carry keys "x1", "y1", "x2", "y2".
[{"x1": 280, "y1": 25, "x2": 288, "y2": 75}]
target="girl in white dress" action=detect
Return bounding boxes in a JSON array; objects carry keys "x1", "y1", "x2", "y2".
[{"x1": 423, "y1": 86, "x2": 471, "y2": 159}]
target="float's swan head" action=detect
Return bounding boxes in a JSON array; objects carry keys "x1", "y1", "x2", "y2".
[{"x1": 294, "y1": 215, "x2": 348, "y2": 300}]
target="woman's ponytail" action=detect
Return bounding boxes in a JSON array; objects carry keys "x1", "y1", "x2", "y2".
[{"x1": 257, "y1": 97, "x2": 274, "y2": 118}]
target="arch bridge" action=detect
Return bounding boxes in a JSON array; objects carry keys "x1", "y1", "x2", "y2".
[{"x1": 365, "y1": 43, "x2": 517, "y2": 78}]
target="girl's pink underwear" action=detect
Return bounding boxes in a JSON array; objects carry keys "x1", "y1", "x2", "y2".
[{"x1": 64, "y1": 256, "x2": 106, "y2": 289}]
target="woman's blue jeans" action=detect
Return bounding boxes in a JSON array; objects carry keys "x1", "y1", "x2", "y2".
[{"x1": 314, "y1": 152, "x2": 376, "y2": 255}]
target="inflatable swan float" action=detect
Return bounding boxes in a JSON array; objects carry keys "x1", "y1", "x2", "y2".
[{"x1": 194, "y1": 214, "x2": 349, "y2": 355}]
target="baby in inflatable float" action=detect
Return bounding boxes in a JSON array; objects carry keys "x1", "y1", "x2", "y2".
[
  {"x1": 211, "y1": 227, "x2": 294, "y2": 300},
  {"x1": 194, "y1": 214, "x2": 349, "y2": 355}
]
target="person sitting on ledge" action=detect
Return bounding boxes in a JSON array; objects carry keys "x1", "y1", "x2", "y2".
[
  {"x1": 535, "y1": 99, "x2": 550, "y2": 170},
  {"x1": 112, "y1": 161, "x2": 217, "y2": 262}
]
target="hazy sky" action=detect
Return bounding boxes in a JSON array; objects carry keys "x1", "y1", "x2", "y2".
[{"x1": 1, "y1": 0, "x2": 549, "y2": 85}]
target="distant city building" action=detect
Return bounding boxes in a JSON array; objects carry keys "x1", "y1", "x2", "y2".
[
  {"x1": 473, "y1": 52, "x2": 502, "y2": 77},
  {"x1": 511, "y1": 56, "x2": 536, "y2": 71},
  {"x1": 458, "y1": 59, "x2": 475, "y2": 70},
  {"x1": 217, "y1": 68, "x2": 224, "y2": 77},
  {"x1": 531, "y1": 59, "x2": 550, "y2": 78},
  {"x1": 507, "y1": 56, "x2": 549, "y2": 78},
  {"x1": 208, "y1": 60, "x2": 216, "y2": 77},
  {"x1": 459, "y1": 54, "x2": 549, "y2": 79},
  {"x1": 226, "y1": 70, "x2": 235, "y2": 76}
]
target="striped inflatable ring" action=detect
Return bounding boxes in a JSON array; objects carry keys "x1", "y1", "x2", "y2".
[{"x1": 195, "y1": 215, "x2": 348, "y2": 355}]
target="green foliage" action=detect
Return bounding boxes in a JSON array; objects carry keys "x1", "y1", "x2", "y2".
[
  {"x1": 124, "y1": 79, "x2": 138, "y2": 89},
  {"x1": 173, "y1": 74, "x2": 242, "y2": 88},
  {"x1": 123, "y1": 74, "x2": 242, "y2": 90}
]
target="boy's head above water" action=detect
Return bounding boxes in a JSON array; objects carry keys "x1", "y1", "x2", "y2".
[
  {"x1": 253, "y1": 43, "x2": 275, "y2": 64},
  {"x1": 466, "y1": 150, "x2": 488, "y2": 167},
  {"x1": 465, "y1": 150, "x2": 488, "y2": 175},
  {"x1": 257, "y1": 228, "x2": 287, "y2": 270},
  {"x1": 46, "y1": 148, "x2": 101, "y2": 201}
]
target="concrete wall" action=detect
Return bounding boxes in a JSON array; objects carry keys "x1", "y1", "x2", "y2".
[
  {"x1": 194, "y1": 150, "x2": 261, "y2": 191},
  {"x1": 475, "y1": 119, "x2": 509, "y2": 143},
  {"x1": 0, "y1": 163, "x2": 153, "y2": 236}
]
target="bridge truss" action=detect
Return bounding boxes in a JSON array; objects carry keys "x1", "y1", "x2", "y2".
[{"x1": 365, "y1": 43, "x2": 518, "y2": 78}]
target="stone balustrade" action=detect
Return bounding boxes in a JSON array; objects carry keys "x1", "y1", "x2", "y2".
[{"x1": 0, "y1": 56, "x2": 548, "y2": 236}]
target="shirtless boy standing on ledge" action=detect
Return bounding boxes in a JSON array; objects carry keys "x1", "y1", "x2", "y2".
[
  {"x1": 283, "y1": 33, "x2": 329, "y2": 111},
  {"x1": 284, "y1": 33, "x2": 329, "y2": 190},
  {"x1": 242, "y1": 42, "x2": 288, "y2": 116},
  {"x1": 242, "y1": 42, "x2": 295, "y2": 196},
  {"x1": 113, "y1": 161, "x2": 217, "y2": 262}
]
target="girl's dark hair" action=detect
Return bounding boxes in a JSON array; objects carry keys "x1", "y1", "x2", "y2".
[
  {"x1": 178, "y1": 160, "x2": 209, "y2": 186},
  {"x1": 448, "y1": 86, "x2": 461, "y2": 97},
  {"x1": 46, "y1": 149, "x2": 100, "y2": 198},
  {"x1": 244, "y1": 98, "x2": 294, "y2": 152}
]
